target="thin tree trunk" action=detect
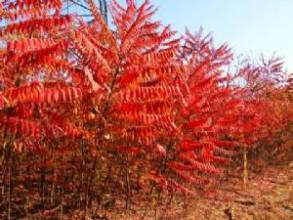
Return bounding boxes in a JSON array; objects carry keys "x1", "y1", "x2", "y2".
[
  {"x1": 243, "y1": 147, "x2": 248, "y2": 189},
  {"x1": 7, "y1": 145, "x2": 12, "y2": 220}
]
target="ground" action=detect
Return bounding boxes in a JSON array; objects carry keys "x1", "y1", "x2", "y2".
[
  {"x1": 173, "y1": 165, "x2": 293, "y2": 220},
  {"x1": 3, "y1": 163, "x2": 292, "y2": 220},
  {"x1": 68, "y1": 164, "x2": 292, "y2": 220}
]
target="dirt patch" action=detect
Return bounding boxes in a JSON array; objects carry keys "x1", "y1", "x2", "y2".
[
  {"x1": 3, "y1": 165, "x2": 292, "y2": 219},
  {"x1": 89, "y1": 165, "x2": 292, "y2": 220},
  {"x1": 167, "y1": 166, "x2": 293, "y2": 220}
]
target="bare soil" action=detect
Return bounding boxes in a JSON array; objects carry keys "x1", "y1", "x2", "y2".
[
  {"x1": 2, "y1": 164, "x2": 292, "y2": 220},
  {"x1": 68, "y1": 164, "x2": 293, "y2": 220}
]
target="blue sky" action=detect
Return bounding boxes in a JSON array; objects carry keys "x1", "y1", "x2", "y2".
[{"x1": 136, "y1": 0, "x2": 293, "y2": 71}]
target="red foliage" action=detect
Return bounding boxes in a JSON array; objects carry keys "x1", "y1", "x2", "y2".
[{"x1": 0, "y1": 0, "x2": 291, "y2": 208}]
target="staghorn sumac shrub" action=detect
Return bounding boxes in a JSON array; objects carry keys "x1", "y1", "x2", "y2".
[
  {"x1": 67, "y1": 0, "x2": 187, "y2": 203},
  {"x1": 231, "y1": 56, "x2": 293, "y2": 164},
  {"x1": 143, "y1": 29, "x2": 243, "y2": 195},
  {"x1": 0, "y1": 0, "x2": 84, "y2": 142},
  {"x1": 0, "y1": 1, "x2": 92, "y2": 217}
]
